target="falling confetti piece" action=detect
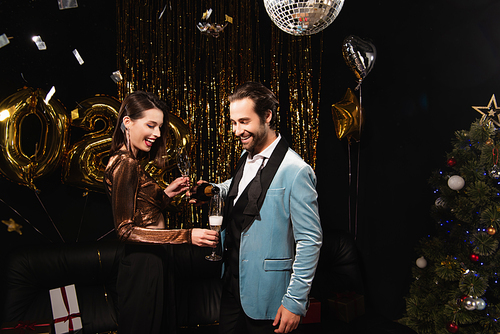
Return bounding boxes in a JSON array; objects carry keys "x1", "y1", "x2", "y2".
[
  {"x1": 0, "y1": 34, "x2": 10, "y2": 48},
  {"x1": 110, "y1": 70, "x2": 123, "y2": 83},
  {"x1": 197, "y1": 9, "x2": 232, "y2": 38},
  {"x1": 72, "y1": 49, "x2": 84, "y2": 65},
  {"x1": 45, "y1": 86, "x2": 56, "y2": 104},
  {"x1": 202, "y1": 9, "x2": 213, "y2": 21},
  {"x1": 58, "y1": 0, "x2": 78, "y2": 10},
  {"x1": 32, "y1": 36, "x2": 47, "y2": 50},
  {"x1": 159, "y1": 4, "x2": 167, "y2": 19}
]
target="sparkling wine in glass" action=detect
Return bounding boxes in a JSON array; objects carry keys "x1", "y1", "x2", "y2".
[{"x1": 206, "y1": 193, "x2": 223, "y2": 261}]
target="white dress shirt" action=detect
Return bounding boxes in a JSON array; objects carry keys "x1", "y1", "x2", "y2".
[{"x1": 234, "y1": 134, "x2": 281, "y2": 204}]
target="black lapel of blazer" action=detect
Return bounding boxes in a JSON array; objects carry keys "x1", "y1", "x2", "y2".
[
  {"x1": 241, "y1": 137, "x2": 289, "y2": 232},
  {"x1": 222, "y1": 151, "x2": 248, "y2": 230}
]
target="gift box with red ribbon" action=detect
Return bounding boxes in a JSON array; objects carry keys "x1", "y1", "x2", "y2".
[
  {"x1": 302, "y1": 297, "x2": 321, "y2": 324},
  {"x1": 0, "y1": 320, "x2": 52, "y2": 333},
  {"x1": 49, "y1": 285, "x2": 82, "y2": 334},
  {"x1": 328, "y1": 292, "x2": 365, "y2": 323}
]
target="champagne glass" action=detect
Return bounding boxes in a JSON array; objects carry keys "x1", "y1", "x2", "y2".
[
  {"x1": 175, "y1": 146, "x2": 191, "y2": 200},
  {"x1": 175, "y1": 146, "x2": 191, "y2": 177},
  {"x1": 206, "y1": 193, "x2": 223, "y2": 261}
]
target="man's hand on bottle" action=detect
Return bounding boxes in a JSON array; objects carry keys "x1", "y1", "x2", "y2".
[{"x1": 187, "y1": 180, "x2": 209, "y2": 206}]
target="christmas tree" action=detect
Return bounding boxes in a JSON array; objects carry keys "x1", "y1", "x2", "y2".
[{"x1": 400, "y1": 98, "x2": 500, "y2": 333}]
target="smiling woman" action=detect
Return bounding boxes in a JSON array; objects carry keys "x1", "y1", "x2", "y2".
[
  {"x1": 103, "y1": 91, "x2": 219, "y2": 334},
  {"x1": 122, "y1": 108, "x2": 163, "y2": 156}
]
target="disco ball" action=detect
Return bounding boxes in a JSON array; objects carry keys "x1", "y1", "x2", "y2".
[{"x1": 264, "y1": 0, "x2": 344, "y2": 36}]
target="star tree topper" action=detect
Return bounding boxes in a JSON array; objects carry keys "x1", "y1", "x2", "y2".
[{"x1": 472, "y1": 94, "x2": 500, "y2": 127}]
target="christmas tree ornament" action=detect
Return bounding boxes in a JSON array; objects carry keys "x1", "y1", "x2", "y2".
[
  {"x1": 463, "y1": 297, "x2": 477, "y2": 310},
  {"x1": 470, "y1": 254, "x2": 479, "y2": 262},
  {"x1": 456, "y1": 295, "x2": 468, "y2": 305},
  {"x1": 475, "y1": 298, "x2": 486, "y2": 310},
  {"x1": 472, "y1": 94, "x2": 500, "y2": 127},
  {"x1": 446, "y1": 321, "x2": 459, "y2": 333},
  {"x1": 435, "y1": 197, "x2": 446, "y2": 208},
  {"x1": 448, "y1": 175, "x2": 465, "y2": 191},
  {"x1": 446, "y1": 157, "x2": 457, "y2": 167},
  {"x1": 489, "y1": 165, "x2": 500, "y2": 179},
  {"x1": 416, "y1": 256, "x2": 427, "y2": 268},
  {"x1": 403, "y1": 119, "x2": 500, "y2": 332}
]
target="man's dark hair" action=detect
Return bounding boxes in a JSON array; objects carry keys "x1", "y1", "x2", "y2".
[{"x1": 229, "y1": 82, "x2": 279, "y2": 130}]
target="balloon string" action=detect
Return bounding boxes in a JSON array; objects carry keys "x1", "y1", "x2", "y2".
[
  {"x1": 97, "y1": 228, "x2": 115, "y2": 241},
  {"x1": 347, "y1": 143, "x2": 360, "y2": 241},
  {"x1": 0, "y1": 197, "x2": 53, "y2": 242},
  {"x1": 354, "y1": 84, "x2": 362, "y2": 240},
  {"x1": 347, "y1": 84, "x2": 363, "y2": 240},
  {"x1": 348, "y1": 144, "x2": 352, "y2": 235},
  {"x1": 75, "y1": 192, "x2": 89, "y2": 242},
  {"x1": 33, "y1": 191, "x2": 65, "y2": 243}
]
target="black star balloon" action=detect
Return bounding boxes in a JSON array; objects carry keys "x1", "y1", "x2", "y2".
[
  {"x1": 331, "y1": 88, "x2": 363, "y2": 143},
  {"x1": 472, "y1": 94, "x2": 500, "y2": 127}
]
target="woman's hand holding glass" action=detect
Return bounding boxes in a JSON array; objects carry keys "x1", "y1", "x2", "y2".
[{"x1": 164, "y1": 176, "x2": 190, "y2": 198}]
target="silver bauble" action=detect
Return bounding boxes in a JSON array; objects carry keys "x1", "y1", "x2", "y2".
[
  {"x1": 490, "y1": 164, "x2": 500, "y2": 179},
  {"x1": 475, "y1": 298, "x2": 486, "y2": 310},
  {"x1": 416, "y1": 256, "x2": 427, "y2": 269},
  {"x1": 448, "y1": 175, "x2": 465, "y2": 191},
  {"x1": 463, "y1": 297, "x2": 477, "y2": 311}
]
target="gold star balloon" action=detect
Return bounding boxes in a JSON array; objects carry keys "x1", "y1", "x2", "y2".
[
  {"x1": 331, "y1": 88, "x2": 363, "y2": 143},
  {"x1": 2, "y1": 218, "x2": 22, "y2": 235},
  {"x1": 472, "y1": 94, "x2": 500, "y2": 127}
]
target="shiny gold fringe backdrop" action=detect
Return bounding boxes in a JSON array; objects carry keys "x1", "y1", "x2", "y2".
[
  {"x1": 116, "y1": 0, "x2": 322, "y2": 228},
  {"x1": 269, "y1": 30, "x2": 322, "y2": 169}
]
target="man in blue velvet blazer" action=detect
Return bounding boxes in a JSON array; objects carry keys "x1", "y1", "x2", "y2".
[{"x1": 215, "y1": 82, "x2": 323, "y2": 334}]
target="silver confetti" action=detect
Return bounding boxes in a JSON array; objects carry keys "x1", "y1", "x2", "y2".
[
  {"x1": 72, "y1": 49, "x2": 84, "y2": 65},
  {"x1": 58, "y1": 0, "x2": 78, "y2": 10},
  {"x1": 159, "y1": 4, "x2": 167, "y2": 19},
  {"x1": 110, "y1": 70, "x2": 123, "y2": 83},
  {"x1": 0, "y1": 34, "x2": 10, "y2": 49},
  {"x1": 32, "y1": 36, "x2": 47, "y2": 50},
  {"x1": 44, "y1": 86, "x2": 56, "y2": 104}
]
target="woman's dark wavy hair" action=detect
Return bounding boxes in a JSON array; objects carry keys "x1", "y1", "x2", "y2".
[
  {"x1": 110, "y1": 91, "x2": 170, "y2": 169},
  {"x1": 228, "y1": 81, "x2": 279, "y2": 129}
]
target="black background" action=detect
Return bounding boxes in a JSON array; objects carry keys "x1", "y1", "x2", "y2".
[{"x1": 2, "y1": 0, "x2": 500, "y2": 321}]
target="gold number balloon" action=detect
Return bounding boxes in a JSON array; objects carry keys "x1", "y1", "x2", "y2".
[
  {"x1": 143, "y1": 112, "x2": 191, "y2": 189},
  {"x1": 0, "y1": 87, "x2": 69, "y2": 190},
  {"x1": 331, "y1": 88, "x2": 363, "y2": 143},
  {"x1": 62, "y1": 95, "x2": 121, "y2": 193},
  {"x1": 1, "y1": 87, "x2": 191, "y2": 195}
]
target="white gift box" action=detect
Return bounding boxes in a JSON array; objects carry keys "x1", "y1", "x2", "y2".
[{"x1": 49, "y1": 284, "x2": 83, "y2": 334}]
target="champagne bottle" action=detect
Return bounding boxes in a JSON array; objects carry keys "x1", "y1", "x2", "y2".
[{"x1": 191, "y1": 183, "x2": 220, "y2": 201}]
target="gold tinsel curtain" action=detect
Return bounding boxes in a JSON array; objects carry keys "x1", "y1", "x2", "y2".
[{"x1": 116, "y1": 0, "x2": 322, "y2": 228}]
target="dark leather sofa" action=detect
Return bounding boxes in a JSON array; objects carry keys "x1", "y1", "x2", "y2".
[{"x1": 0, "y1": 229, "x2": 361, "y2": 333}]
